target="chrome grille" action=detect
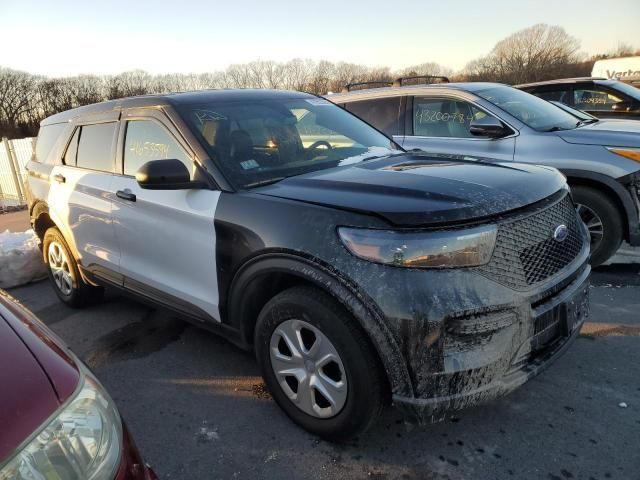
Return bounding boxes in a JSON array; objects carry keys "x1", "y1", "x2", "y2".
[{"x1": 478, "y1": 194, "x2": 585, "y2": 289}]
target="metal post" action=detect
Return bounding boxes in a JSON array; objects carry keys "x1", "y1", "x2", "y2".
[{"x1": 2, "y1": 137, "x2": 25, "y2": 206}]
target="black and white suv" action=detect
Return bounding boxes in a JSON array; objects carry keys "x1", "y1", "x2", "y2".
[{"x1": 26, "y1": 89, "x2": 590, "y2": 440}]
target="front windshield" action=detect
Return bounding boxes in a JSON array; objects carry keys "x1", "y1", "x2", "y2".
[
  {"x1": 611, "y1": 81, "x2": 640, "y2": 100},
  {"x1": 177, "y1": 97, "x2": 400, "y2": 189},
  {"x1": 476, "y1": 86, "x2": 579, "y2": 132},
  {"x1": 550, "y1": 101, "x2": 596, "y2": 121}
]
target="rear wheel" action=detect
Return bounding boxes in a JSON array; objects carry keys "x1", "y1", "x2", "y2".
[
  {"x1": 571, "y1": 185, "x2": 623, "y2": 267},
  {"x1": 43, "y1": 227, "x2": 104, "y2": 307},
  {"x1": 255, "y1": 286, "x2": 385, "y2": 441}
]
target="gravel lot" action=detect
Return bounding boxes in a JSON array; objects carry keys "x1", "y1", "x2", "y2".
[{"x1": 7, "y1": 264, "x2": 640, "y2": 480}]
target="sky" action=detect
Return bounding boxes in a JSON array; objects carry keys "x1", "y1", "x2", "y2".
[{"x1": 2, "y1": 0, "x2": 639, "y2": 77}]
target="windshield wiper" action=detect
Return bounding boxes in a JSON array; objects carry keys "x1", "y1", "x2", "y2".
[
  {"x1": 543, "y1": 126, "x2": 566, "y2": 132},
  {"x1": 576, "y1": 118, "x2": 599, "y2": 127},
  {"x1": 244, "y1": 177, "x2": 287, "y2": 189}
]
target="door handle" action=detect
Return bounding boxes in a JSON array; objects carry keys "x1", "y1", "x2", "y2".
[
  {"x1": 116, "y1": 190, "x2": 136, "y2": 202},
  {"x1": 53, "y1": 173, "x2": 66, "y2": 183}
]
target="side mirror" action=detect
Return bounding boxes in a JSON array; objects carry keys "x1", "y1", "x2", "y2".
[
  {"x1": 136, "y1": 159, "x2": 203, "y2": 190},
  {"x1": 469, "y1": 116, "x2": 510, "y2": 138}
]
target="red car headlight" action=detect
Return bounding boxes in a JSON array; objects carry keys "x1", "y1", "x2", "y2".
[{"x1": 0, "y1": 366, "x2": 122, "y2": 480}]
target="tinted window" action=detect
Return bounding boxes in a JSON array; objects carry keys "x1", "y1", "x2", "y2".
[
  {"x1": 345, "y1": 97, "x2": 401, "y2": 136},
  {"x1": 534, "y1": 89, "x2": 568, "y2": 103},
  {"x1": 413, "y1": 97, "x2": 489, "y2": 138},
  {"x1": 64, "y1": 128, "x2": 80, "y2": 166},
  {"x1": 35, "y1": 124, "x2": 66, "y2": 164},
  {"x1": 124, "y1": 120, "x2": 192, "y2": 176},
  {"x1": 574, "y1": 88, "x2": 624, "y2": 111},
  {"x1": 177, "y1": 97, "x2": 399, "y2": 190},
  {"x1": 76, "y1": 123, "x2": 117, "y2": 172},
  {"x1": 476, "y1": 86, "x2": 577, "y2": 132}
]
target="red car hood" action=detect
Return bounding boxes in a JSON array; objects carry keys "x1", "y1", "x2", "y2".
[{"x1": 0, "y1": 293, "x2": 80, "y2": 464}]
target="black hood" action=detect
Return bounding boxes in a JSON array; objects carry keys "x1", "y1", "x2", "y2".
[{"x1": 254, "y1": 153, "x2": 567, "y2": 226}]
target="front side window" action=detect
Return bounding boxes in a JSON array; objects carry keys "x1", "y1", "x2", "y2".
[
  {"x1": 177, "y1": 97, "x2": 399, "y2": 189},
  {"x1": 76, "y1": 123, "x2": 117, "y2": 172},
  {"x1": 123, "y1": 120, "x2": 192, "y2": 176},
  {"x1": 413, "y1": 97, "x2": 489, "y2": 138},
  {"x1": 345, "y1": 97, "x2": 401, "y2": 136},
  {"x1": 476, "y1": 86, "x2": 578, "y2": 132},
  {"x1": 573, "y1": 88, "x2": 624, "y2": 111}
]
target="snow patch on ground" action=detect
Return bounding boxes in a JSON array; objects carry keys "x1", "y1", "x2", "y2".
[{"x1": 0, "y1": 229, "x2": 47, "y2": 289}]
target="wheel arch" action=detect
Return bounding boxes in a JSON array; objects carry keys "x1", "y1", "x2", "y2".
[
  {"x1": 30, "y1": 201, "x2": 56, "y2": 242},
  {"x1": 226, "y1": 252, "x2": 413, "y2": 398},
  {"x1": 563, "y1": 169, "x2": 639, "y2": 244}
]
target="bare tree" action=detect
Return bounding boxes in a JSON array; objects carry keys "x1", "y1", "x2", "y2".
[
  {"x1": 397, "y1": 62, "x2": 452, "y2": 78},
  {"x1": 0, "y1": 68, "x2": 37, "y2": 133},
  {"x1": 462, "y1": 24, "x2": 581, "y2": 83}
]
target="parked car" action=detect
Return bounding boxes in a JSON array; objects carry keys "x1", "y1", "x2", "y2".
[
  {"x1": 329, "y1": 80, "x2": 640, "y2": 265},
  {"x1": 0, "y1": 290, "x2": 156, "y2": 479},
  {"x1": 516, "y1": 77, "x2": 640, "y2": 121},
  {"x1": 25, "y1": 89, "x2": 590, "y2": 440}
]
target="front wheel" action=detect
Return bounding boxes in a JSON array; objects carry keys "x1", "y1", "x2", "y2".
[
  {"x1": 254, "y1": 286, "x2": 385, "y2": 441},
  {"x1": 571, "y1": 185, "x2": 623, "y2": 267},
  {"x1": 43, "y1": 227, "x2": 104, "y2": 307}
]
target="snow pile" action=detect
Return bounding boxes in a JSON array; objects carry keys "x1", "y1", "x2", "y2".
[{"x1": 0, "y1": 229, "x2": 47, "y2": 289}]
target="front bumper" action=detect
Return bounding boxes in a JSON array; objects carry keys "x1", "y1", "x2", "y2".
[
  {"x1": 115, "y1": 423, "x2": 157, "y2": 480},
  {"x1": 392, "y1": 265, "x2": 590, "y2": 423}
]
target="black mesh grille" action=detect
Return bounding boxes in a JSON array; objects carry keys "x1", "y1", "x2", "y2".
[{"x1": 478, "y1": 194, "x2": 585, "y2": 289}]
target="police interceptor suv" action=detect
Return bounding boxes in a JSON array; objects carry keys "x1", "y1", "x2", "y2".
[{"x1": 26, "y1": 89, "x2": 590, "y2": 440}]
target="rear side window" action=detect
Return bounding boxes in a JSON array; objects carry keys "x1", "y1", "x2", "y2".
[
  {"x1": 76, "y1": 123, "x2": 117, "y2": 172},
  {"x1": 345, "y1": 97, "x2": 401, "y2": 136},
  {"x1": 413, "y1": 97, "x2": 488, "y2": 138},
  {"x1": 123, "y1": 120, "x2": 192, "y2": 176},
  {"x1": 34, "y1": 124, "x2": 66, "y2": 164}
]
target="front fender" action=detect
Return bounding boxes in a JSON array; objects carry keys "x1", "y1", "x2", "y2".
[
  {"x1": 227, "y1": 252, "x2": 413, "y2": 397},
  {"x1": 563, "y1": 168, "x2": 640, "y2": 245}
]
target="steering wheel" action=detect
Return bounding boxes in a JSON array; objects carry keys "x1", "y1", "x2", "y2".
[{"x1": 307, "y1": 140, "x2": 333, "y2": 155}]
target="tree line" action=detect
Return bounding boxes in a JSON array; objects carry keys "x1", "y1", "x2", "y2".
[{"x1": 0, "y1": 24, "x2": 637, "y2": 139}]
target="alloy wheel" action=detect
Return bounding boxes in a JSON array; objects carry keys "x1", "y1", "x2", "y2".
[
  {"x1": 269, "y1": 319, "x2": 347, "y2": 418},
  {"x1": 576, "y1": 203, "x2": 604, "y2": 252},
  {"x1": 48, "y1": 241, "x2": 73, "y2": 296}
]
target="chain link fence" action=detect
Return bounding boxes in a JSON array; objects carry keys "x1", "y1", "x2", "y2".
[{"x1": 0, "y1": 137, "x2": 35, "y2": 212}]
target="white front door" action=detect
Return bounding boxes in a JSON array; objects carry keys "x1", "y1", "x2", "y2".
[{"x1": 110, "y1": 117, "x2": 222, "y2": 322}]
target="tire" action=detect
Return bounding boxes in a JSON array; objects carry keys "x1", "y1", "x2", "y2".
[
  {"x1": 254, "y1": 286, "x2": 385, "y2": 441},
  {"x1": 43, "y1": 227, "x2": 104, "y2": 308},
  {"x1": 571, "y1": 185, "x2": 624, "y2": 267}
]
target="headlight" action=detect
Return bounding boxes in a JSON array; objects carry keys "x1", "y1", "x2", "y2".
[
  {"x1": 338, "y1": 225, "x2": 497, "y2": 268},
  {"x1": 607, "y1": 147, "x2": 640, "y2": 162},
  {"x1": 0, "y1": 367, "x2": 122, "y2": 480}
]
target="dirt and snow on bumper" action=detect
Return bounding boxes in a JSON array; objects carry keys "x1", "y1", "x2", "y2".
[{"x1": 0, "y1": 229, "x2": 46, "y2": 288}]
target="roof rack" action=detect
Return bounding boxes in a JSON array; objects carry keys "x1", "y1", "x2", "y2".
[
  {"x1": 341, "y1": 81, "x2": 393, "y2": 93},
  {"x1": 341, "y1": 75, "x2": 450, "y2": 93},
  {"x1": 392, "y1": 75, "x2": 450, "y2": 87}
]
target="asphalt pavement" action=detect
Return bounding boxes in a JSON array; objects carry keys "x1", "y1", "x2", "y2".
[{"x1": 7, "y1": 264, "x2": 640, "y2": 480}]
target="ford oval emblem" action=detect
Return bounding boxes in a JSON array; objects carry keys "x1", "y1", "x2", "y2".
[{"x1": 553, "y1": 224, "x2": 569, "y2": 242}]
